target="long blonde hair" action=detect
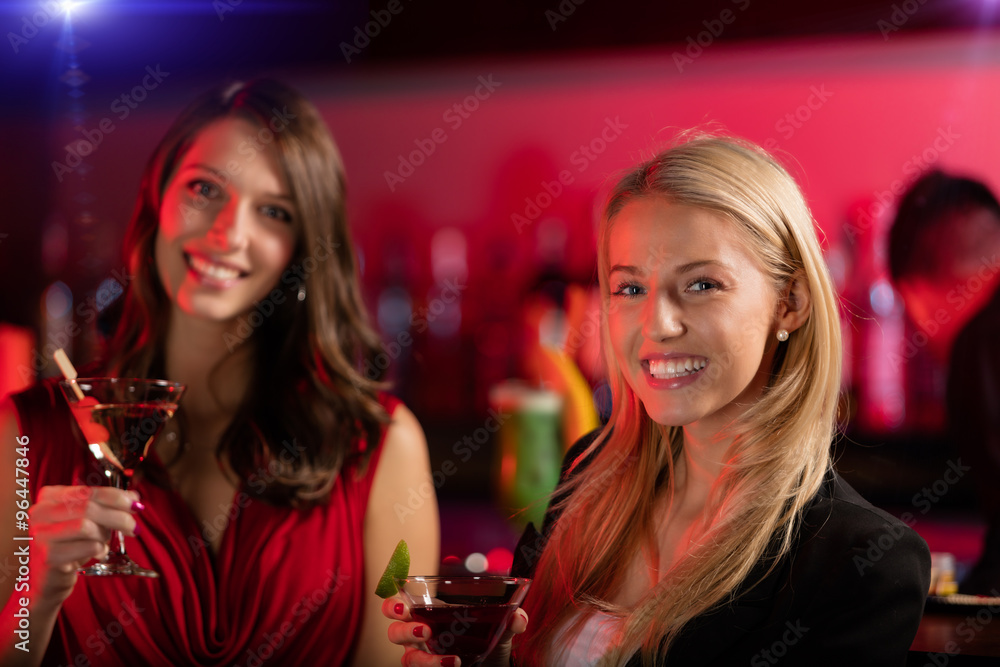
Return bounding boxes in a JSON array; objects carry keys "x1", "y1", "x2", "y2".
[{"x1": 515, "y1": 135, "x2": 842, "y2": 665}]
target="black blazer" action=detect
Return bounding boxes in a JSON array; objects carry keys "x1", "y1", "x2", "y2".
[{"x1": 513, "y1": 433, "x2": 931, "y2": 666}]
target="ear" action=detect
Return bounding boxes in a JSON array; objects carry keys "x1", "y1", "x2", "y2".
[{"x1": 776, "y1": 270, "x2": 811, "y2": 336}]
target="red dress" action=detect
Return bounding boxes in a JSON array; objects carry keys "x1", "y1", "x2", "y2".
[{"x1": 11, "y1": 378, "x2": 399, "y2": 666}]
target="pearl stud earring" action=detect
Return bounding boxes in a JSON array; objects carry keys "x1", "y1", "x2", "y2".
[{"x1": 776, "y1": 329, "x2": 789, "y2": 342}]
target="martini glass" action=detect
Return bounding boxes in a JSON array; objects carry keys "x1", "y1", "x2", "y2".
[
  {"x1": 395, "y1": 576, "x2": 531, "y2": 666},
  {"x1": 59, "y1": 377, "x2": 185, "y2": 577}
]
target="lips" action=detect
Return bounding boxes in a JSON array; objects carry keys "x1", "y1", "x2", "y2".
[
  {"x1": 184, "y1": 252, "x2": 248, "y2": 286},
  {"x1": 641, "y1": 354, "x2": 708, "y2": 389},
  {"x1": 647, "y1": 356, "x2": 707, "y2": 379}
]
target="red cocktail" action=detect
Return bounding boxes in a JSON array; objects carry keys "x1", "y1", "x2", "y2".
[
  {"x1": 395, "y1": 576, "x2": 531, "y2": 666},
  {"x1": 59, "y1": 378, "x2": 185, "y2": 577}
]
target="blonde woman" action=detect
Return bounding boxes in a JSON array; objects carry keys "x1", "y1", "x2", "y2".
[{"x1": 385, "y1": 135, "x2": 929, "y2": 666}]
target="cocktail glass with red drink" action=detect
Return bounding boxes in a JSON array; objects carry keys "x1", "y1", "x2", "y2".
[
  {"x1": 59, "y1": 377, "x2": 185, "y2": 577},
  {"x1": 394, "y1": 576, "x2": 531, "y2": 666}
]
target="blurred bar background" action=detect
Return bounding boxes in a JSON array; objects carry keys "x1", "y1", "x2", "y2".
[{"x1": 1, "y1": 0, "x2": 998, "y2": 573}]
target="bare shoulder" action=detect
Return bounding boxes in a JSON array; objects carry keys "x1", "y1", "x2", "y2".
[
  {"x1": 379, "y1": 402, "x2": 429, "y2": 467},
  {"x1": 365, "y1": 399, "x2": 437, "y2": 553},
  {"x1": 354, "y1": 399, "x2": 439, "y2": 666}
]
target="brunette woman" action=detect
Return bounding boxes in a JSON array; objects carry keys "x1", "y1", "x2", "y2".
[{"x1": 1, "y1": 79, "x2": 438, "y2": 666}]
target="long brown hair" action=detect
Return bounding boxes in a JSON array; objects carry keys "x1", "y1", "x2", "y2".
[
  {"x1": 104, "y1": 79, "x2": 388, "y2": 507},
  {"x1": 516, "y1": 135, "x2": 842, "y2": 664}
]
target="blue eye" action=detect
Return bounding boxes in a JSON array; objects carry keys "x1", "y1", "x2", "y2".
[
  {"x1": 612, "y1": 282, "x2": 644, "y2": 298},
  {"x1": 688, "y1": 279, "x2": 719, "y2": 292},
  {"x1": 187, "y1": 180, "x2": 221, "y2": 199},
  {"x1": 260, "y1": 205, "x2": 292, "y2": 223}
]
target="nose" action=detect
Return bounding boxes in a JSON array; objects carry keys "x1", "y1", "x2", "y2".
[
  {"x1": 641, "y1": 290, "x2": 685, "y2": 341},
  {"x1": 205, "y1": 198, "x2": 249, "y2": 251}
]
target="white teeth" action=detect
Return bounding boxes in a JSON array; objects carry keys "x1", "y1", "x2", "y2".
[
  {"x1": 648, "y1": 357, "x2": 706, "y2": 379},
  {"x1": 188, "y1": 255, "x2": 241, "y2": 281}
]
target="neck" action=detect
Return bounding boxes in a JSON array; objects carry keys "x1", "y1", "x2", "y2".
[
  {"x1": 163, "y1": 306, "x2": 254, "y2": 421},
  {"x1": 673, "y1": 425, "x2": 731, "y2": 516},
  {"x1": 669, "y1": 345, "x2": 777, "y2": 513}
]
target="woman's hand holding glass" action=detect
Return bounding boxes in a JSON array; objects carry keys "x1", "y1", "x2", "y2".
[
  {"x1": 382, "y1": 596, "x2": 528, "y2": 667},
  {"x1": 28, "y1": 485, "x2": 142, "y2": 607}
]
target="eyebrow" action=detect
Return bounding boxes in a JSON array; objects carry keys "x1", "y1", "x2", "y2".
[
  {"x1": 608, "y1": 264, "x2": 643, "y2": 276},
  {"x1": 180, "y1": 162, "x2": 227, "y2": 178},
  {"x1": 178, "y1": 163, "x2": 294, "y2": 202},
  {"x1": 676, "y1": 259, "x2": 728, "y2": 274},
  {"x1": 609, "y1": 259, "x2": 729, "y2": 276}
]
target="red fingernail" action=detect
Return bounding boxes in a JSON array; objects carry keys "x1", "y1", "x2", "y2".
[
  {"x1": 413, "y1": 625, "x2": 424, "y2": 638},
  {"x1": 131, "y1": 500, "x2": 146, "y2": 513},
  {"x1": 441, "y1": 658, "x2": 457, "y2": 667},
  {"x1": 133, "y1": 522, "x2": 142, "y2": 536},
  {"x1": 394, "y1": 603, "x2": 404, "y2": 615}
]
